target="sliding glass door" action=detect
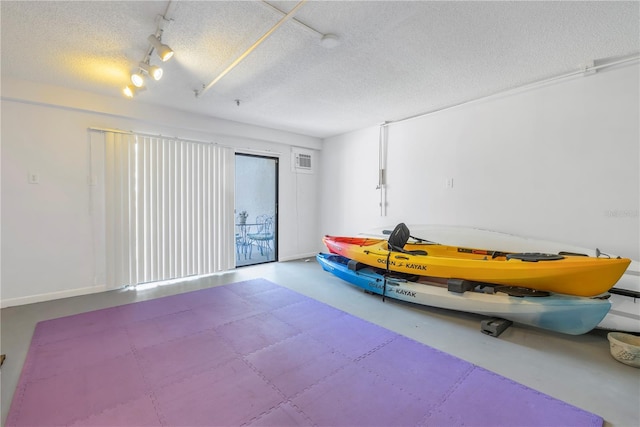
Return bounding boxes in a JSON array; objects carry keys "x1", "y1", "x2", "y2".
[{"x1": 235, "y1": 154, "x2": 278, "y2": 267}]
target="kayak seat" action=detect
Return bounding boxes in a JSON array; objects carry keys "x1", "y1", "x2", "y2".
[
  {"x1": 388, "y1": 223, "x2": 428, "y2": 256},
  {"x1": 387, "y1": 222, "x2": 410, "y2": 250}
]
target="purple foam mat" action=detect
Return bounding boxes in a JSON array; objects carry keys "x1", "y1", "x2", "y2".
[{"x1": 7, "y1": 278, "x2": 603, "y2": 426}]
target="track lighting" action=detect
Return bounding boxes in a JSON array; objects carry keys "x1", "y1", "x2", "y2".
[
  {"x1": 131, "y1": 71, "x2": 145, "y2": 88},
  {"x1": 129, "y1": 61, "x2": 163, "y2": 90},
  {"x1": 139, "y1": 62, "x2": 163, "y2": 80},
  {"x1": 123, "y1": 85, "x2": 136, "y2": 98},
  {"x1": 121, "y1": 5, "x2": 175, "y2": 98},
  {"x1": 123, "y1": 84, "x2": 148, "y2": 98},
  {"x1": 147, "y1": 34, "x2": 174, "y2": 62}
]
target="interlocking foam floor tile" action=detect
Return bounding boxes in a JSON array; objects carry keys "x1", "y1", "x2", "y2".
[{"x1": 7, "y1": 279, "x2": 603, "y2": 427}]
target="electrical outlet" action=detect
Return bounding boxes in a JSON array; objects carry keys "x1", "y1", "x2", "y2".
[{"x1": 446, "y1": 178, "x2": 454, "y2": 189}]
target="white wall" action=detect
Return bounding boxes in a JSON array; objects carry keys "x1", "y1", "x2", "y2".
[
  {"x1": 320, "y1": 64, "x2": 639, "y2": 261},
  {"x1": 1, "y1": 79, "x2": 321, "y2": 307}
]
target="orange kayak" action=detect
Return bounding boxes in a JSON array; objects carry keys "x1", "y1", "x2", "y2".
[{"x1": 322, "y1": 235, "x2": 631, "y2": 297}]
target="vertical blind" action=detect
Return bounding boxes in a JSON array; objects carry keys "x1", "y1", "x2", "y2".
[{"x1": 102, "y1": 131, "x2": 235, "y2": 288}]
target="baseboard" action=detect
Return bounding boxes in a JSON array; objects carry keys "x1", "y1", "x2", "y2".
[
  {"x1": 1, "y1": 284, "x2": 111, "y2": 308},
  {"x1": 1, "y1": 256, "x2": 323, "y2": 308}
]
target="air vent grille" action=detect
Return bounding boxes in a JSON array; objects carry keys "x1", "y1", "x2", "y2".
[
  {"x1": 291, "y1": 149, "x2": 314, "y2": 174},
  {"x1": 296, "y1": 153, "x2": 312, "y2": 169}
]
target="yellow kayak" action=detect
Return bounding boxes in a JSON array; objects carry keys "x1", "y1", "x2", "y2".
[{"x1": 322, "y1": 235, "x2": 631, "y2": 297}]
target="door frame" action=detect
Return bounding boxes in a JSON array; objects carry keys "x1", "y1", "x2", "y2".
[{"x1": 234, "y1": 152, "x2": 279, "y2": 267}]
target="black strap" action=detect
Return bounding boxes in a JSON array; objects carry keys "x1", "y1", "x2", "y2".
[
  {"x1": 506, "y1": 253, "x2": 565, "y2": 262},
  {"x1": 383, "y1": 251, "x2": 392, "y2": 302}
]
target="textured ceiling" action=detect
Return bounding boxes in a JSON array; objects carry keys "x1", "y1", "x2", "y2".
[{"x1": 1, "y1": 1, "x2": 639, "y2": 138}]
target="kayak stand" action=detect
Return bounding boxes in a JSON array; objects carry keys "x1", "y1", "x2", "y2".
[{"x1": 481, "y1": 318, "x2": 513, "y2": 337}]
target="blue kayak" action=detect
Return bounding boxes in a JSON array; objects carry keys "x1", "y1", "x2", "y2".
[{"x1": 317, "y1": 253, "x2": 611, "y2": 335}]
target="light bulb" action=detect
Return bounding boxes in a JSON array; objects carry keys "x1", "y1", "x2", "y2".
[
  {"x1": 158, "y1": 46, "x2": 174, "y2": 62},
  {"x1": 139, "y1": 62, "x2": 163, "y2": 81},
  {"x1": 131, "y1": 72, "x2": 144, "y2": 87},
  {"x1": 149, "y1": 65, "x2": 163, "y2": 80},
  {"x1": 148, "y1": 34, "x2": 174, "y2": 62},
  {"x1": 123, "y1": 85, "x2": 135, "y2": 98}
]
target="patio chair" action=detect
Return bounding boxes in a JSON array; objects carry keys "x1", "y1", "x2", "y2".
[{"x1": 247, "y1": 214, "x2": 275, "y2": 260}]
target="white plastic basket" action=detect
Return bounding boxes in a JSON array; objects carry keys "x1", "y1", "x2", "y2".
[{"x1": 607, "y1": 332, "x2": 640, "y2": 368}]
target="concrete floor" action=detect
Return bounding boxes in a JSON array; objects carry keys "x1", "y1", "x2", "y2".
[{"x1": 2, "y1": 258, "x2": 639, "y2": 426}]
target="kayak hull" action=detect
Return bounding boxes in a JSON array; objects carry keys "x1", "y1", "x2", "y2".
[
  {"x1": 317, "y1": 253, "x2": 611, "y2": 335},
  {"x1": 323, "y1": 235, "x2": 631, "y2": 297}
]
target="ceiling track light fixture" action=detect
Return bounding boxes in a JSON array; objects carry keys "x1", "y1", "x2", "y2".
[
  {"x1": 122, "y1": 1, "x2": 174, "y2": 98},
  {"x1": 123, "y1": 84, "x2": 148, "y2": 98},
  {"x1": 140, "y1": 61, "x2": 164, "y2": 81},
  {"x1": 123, "y1": 85, "x2": 137, "y2": 98},
  {"x1": 130, "y1": 61, "x2": 164, "y2": 88},
  {"x1": 131, "y1": 71, "x2": 145, "y2": 88},
  {"x1": 148, "y1": 34, "x2": 174, "y2": 62}
]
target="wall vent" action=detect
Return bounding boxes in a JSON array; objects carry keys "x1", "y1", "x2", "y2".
[
  {"x1": 296, "y1": 153, "x2": 312, "y2": 169},
  {"x1": 291, "y1": 148, "x2": 314, "y2": 174}
]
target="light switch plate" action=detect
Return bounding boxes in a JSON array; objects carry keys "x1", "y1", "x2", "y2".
[{"x1": 28, "y1": 172, "x2": 40, "y2": 184}]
